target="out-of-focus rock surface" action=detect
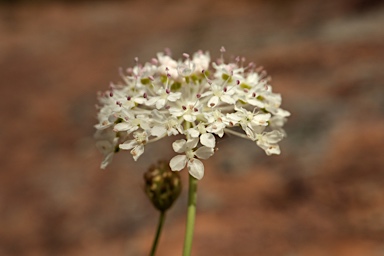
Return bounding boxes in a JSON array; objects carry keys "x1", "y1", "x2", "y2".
[{"x1": 1, "y1": 0, "x2": 384, "y2": 255}]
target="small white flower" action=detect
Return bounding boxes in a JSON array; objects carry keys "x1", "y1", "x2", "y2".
[
  {"x1": 113, "y1": 114, "x2": 150, "y2": 134},
  {"x1": 94, "y1": 128, "x2": 119, "y2": 169},
  {"x1": 170, "y1": 138, "x2": 214, "y2": 180},
  {"x1": 119, "y1": 131, "x2": 148, "y2": 160},
  {"x1": 186, "y1": 123, "x2": 216, "y2": 148},
  {"x1": 226, "y1": 107, "x2": 271, "y2": 138},
  {"x1": 191, "y1": 50, "x2": 210, "y2": 73},
  {"x1": 201, "y1": 83, "x2": 236, "y2": 107},
  {"x1": 150, "y1": 110, "x2": 183, "y2": 137},
  {"x1": 146, "y1": 87, "x2": 182, "y2": 109},
  {"x1": 169, "y1": 100, "x2": 202, "y2": 122},
  {"x1": 255, "y1": 130, "x2": 285, "y2": 155}
]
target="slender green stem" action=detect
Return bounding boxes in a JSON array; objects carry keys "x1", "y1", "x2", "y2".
[
  {"x1": 183, "y1": 174, "x2": 198, "y2": 256},
  {"x1": 149, "y1": 211, "x2": 166, "y2": 256}
]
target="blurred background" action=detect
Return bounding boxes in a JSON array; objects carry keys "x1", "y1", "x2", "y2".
[{"x1": 1, "y1": 0, "x2": 384, "y2": 255}]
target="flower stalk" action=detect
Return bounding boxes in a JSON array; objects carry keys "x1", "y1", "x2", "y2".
[
  {"x1": 150, "y1": 210, "x2": 166, "y2": 256},
  {"x1": 183, "y1": 174, "x2": 198, "y2": 256}
]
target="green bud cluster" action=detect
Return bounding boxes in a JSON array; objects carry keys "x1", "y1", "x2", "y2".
[{"x1": 144, "y1": 161, "x2": 182, "y2": 212}]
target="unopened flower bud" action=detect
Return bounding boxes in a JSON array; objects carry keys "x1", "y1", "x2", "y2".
[{"x1": 144, "y1": 161, "x2": 182, "y2": 212}]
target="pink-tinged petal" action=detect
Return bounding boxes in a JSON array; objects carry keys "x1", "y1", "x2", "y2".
[
  {"x1": 170, "y1": 155, "x2": 188, "y2": 171},
  {"x1": 172, "y1": 139, "x2": 187, "y2": 153},
  {"x1": 194, "y1": 146, "x2": 214, "y2": 159},
  {"x1": 187, "y1": 158, "x2": 204, "y2": 180},
  {"x1": 200, "y1": 133, "x2": 215, "y2": 148}
]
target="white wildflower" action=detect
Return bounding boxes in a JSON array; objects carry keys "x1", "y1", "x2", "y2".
[
  {"x1": 95, "y1": 48, "x2": 290, "y2": 177},
  {"x1": 169, "y1": 138, "x2": 214, "y2": 180}
]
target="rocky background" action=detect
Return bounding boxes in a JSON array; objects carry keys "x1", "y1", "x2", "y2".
[{"x1": 1, "y1": 0, "x2": 384, "y2": 255}]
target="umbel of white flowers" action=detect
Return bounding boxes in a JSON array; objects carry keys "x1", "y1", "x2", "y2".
[{"x1": 95, "y1": 47, "x2": 290, "y2": 180}]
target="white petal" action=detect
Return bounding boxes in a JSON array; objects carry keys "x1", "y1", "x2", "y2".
[
  {"x1": 167, "y1": 92, "x2": 181, "y2": 102},
  {"x1": 247, "y1": 98, "x2": 265, "y2": 108},
  {"x1": 100, "y1": 152, "x2": 114, "y2": 169},
  {"x1": 96, "y1": 140, "x2": 113, "y2": 154},
  {"x1": 156, "y1": 98, "x2": 166, "y2": 109},
  {"x1": 170, "y1": 155, "x2": 188, "y2": 171},
  {"x1": 139, "y1": 120, "x2": 150, "y2": 131},
  {"x1": 187, "y1": 128, "x2": 200, "y2": 138},
  {"x1": 221, "y1": 94, "x2": 236, "y2": 104},
  {"x1": 194, "y1": 146, "x2": 214, "y2": 159},
  {"x1": 245, "y1": 127, "x2": 256, "y2": 140},
  {"x1": 183, "y1": 114, "x2": 196, "y2": 122},
  {"x1": 187, "y1": 158, "x2": 204, "y2": 180},
  {"x1": 265, "y1": 130, "x2": 284, "y2": 144},
  {"x1": 200, "y1": 133, "x2": 215, "y2": 148},
  {"x1": 186, "y1": 138, "x2": 199, "y2": 149},
  {"x1": 119, "y1": 140, "x2": 137, "y2": 150},
  {"x1": 269, "y1": 116, "x2": 285, "y2": 127},
  {"x1": 151, "y1": 109, "x2": 163, "y2": 120},
  {"x1": 201, "y1": 91, "x2": 213, "y2": 97},
  {"x1": 131, "y1": 145, "x2": 144, "y2": 161},
  {"x1": 207, "y1": 96, "x2": 219, "y2": 107},
  {"x1": 134, "y1": 97, "x2": 146, "y2": 104},
  {"x1": 253, "y1": 113, "x2": 271, "y2": 126},
  {"x1": 226, "y1": 113, "x2": 242, "y2": 122},
  {"x1": 114, "y1": 122, "x2": 131, "y2": 132},
  {"x1": 167, "y1": 128, "x2": 179, "y2": 136},
  {"x1": 206, "y1": 122, "x2": 225, "y2": 134},
  {"x1": 265, "y1": 144, "x2": 281, "y2": 155},
  {"x1": 146, "y1": 96, "x2": 158, "y2": 106},
  {"x1": 169, "y1": 107, "x2": 184, "y2": 117},
  {"x1": 203, "y1": 113, "x2": 215, "y2": 123},
  {"x1": 151, "y1": 125, "x2": 167, "y2": 137},
  {"x1": 172, "y1": 139, "x2": 187, "y2": 153},
  {"x1": 276, "y1": 108, "x2": 291, "y2": 117}
]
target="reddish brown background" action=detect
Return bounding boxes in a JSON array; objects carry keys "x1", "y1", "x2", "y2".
[{"x1": 1, "y1": 0, "x2": 384, "y2": 255}]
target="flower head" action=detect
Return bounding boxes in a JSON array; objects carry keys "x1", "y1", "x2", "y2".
[{"x1": 95, "y1": 48, "x2": 290, "y2": 179}]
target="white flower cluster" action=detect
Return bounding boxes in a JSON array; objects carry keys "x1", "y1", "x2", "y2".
[{"x1": 95, "y1": 48, "x2": 290, "y2": 180}]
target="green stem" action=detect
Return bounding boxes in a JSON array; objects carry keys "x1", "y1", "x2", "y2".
[
  {"x1": 149, "y1": 211, "x2": 166, "y2": 256},
  {"x1": 183, "y1": 174, "x2": 198, "y2": 256}
]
